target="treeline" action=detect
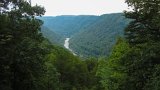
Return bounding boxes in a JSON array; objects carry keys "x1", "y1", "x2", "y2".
[
  {"x1": 97, "y1": 0, "x2": 160, "y2": 90},
  {"x1": 39, "y1": 13, "x2": 130, "y2": 57},
  {"x1": 39, "y1": 15, "x2": 99, "y2": 37},
  {"x1": 70, "y1": 13, "x2": 130, "y2": 57},
  {"x1": 0, "y1": 0, "x2": 160, "y2": 90},
  {"x1": 41, "y1": 26, "x2": 64, "y2": 45},
  {"x1": 39, "y1": 43, "x2": 102, "y2": 90},
  {"x1": 0, "y1": 0, "x2": 46, "y2": 90},
  {"x1": 0, "y1": 0, "x2": 101, "y2": 90}
]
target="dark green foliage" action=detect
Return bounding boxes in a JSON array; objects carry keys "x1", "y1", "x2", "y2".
[
  {"x1": 1, "y1": 0, "x2": 160, "y2": 90},
  {"x1": 0, "y1": 0, "x2": 47, "y2": 90},
  {"x1": 144, "y1": 65, "x2": 160, "y2": 90},
  {"x1": 124, "y1": 0, "x2": 160, "y2": 44},
  {"x1": 84, "y1": 58, "x2": 104, "y2": 90},
  {"x1": 53, "y1": 47, "x2": 88, "y2": 90},
  {"x1": 97, "y1": 38, "x2": 130, "y2": 90},
  {"x1": 41, "y1": 26, "x2": 64, "y2": 45},
  {"x1": 97, "y1": 0, "x2": 160, "y2": 90},
  {"x1": 41, "y1": 45, "x2": 102, "y2": 90},
  {"x1": 122, "y1": 42, "x2": 160, "y2": 90},
  {"x1": 38, "y1": 15, "x2": 99, "y2": 37},
  {"x1": 52, "y1": 47, "x2": 101, "y2": 90},
  {"x1": 0, "y1": 1, "x2": 103, "y2": 89},
  {"x1": 122, "y1": 0, "x2": 160, "y2": 89},
  {"x1": 70, "y1": 13, "x2": 130, "y2": 57},
  {"x1": 38, "y1": 14, "x2": 130, "y2": 57}
]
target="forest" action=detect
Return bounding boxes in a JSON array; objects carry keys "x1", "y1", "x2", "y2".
[
  {"x1": 0, "y1": 0, "x2": 160, "y2": 90},
  {"x1": 70, "y1": 13, "x2": 130, "y2": 57},
  {"x1": 39, "y1": 13, "x2": 130, "y2": 57}
]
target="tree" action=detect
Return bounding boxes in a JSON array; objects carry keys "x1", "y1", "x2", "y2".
[
  {"x1": 97, "y1": 38, "x2": 130, "y2": 90},
  {"x1": 124, "y1": 0, "x2": 160, "y2": 45},
  {"x1": 122, "y1": 0, "x2": 160, "y2": 89},
  {"x1": 0, "y1": 0, "x2": 46, "y2": 90}
]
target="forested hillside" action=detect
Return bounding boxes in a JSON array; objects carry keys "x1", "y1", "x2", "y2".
[
  {"x1": 39, "y1": 13, "x2": 130, "y2": 57},
  {"x1": 70, "y1": 13, "x2": 130, "y2": 57},
  {"x1": 39, "y1": 15, "x2": 99, "y2": 37},
  {"x1": 41, "y1": 26, "x2": 64, "y2": 45},
  {"x1": 1, "y1": 0, "x2": 160, "y2": 90},
  {"x1": 0, "y1": 1, "x2": 101, "y2": 90},
  {"x1": 97, "y1": 0, "x2": 160, "y2": 90}
]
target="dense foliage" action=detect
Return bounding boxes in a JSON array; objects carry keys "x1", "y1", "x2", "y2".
[
  {"x1": 0, "y1": 0, "x2": 101, "y2": 90},
  {"x1": 42, "y1": 44, "x2": 102, "y2": 90},
  {"x1": 97, "y1": 0, "x2": 160, "y2": 90},
  {"x1": 0, "y1": 0, "x2": 46, "y2": 90},
  {"x1": 39, "y1": 15, "x2": 99, "y2": 37},
  {"x1": 70, "y1": 13, "x2": 130, "y2": 57},
  {"x1": 39, "y1": 13, "x2": 130, "y2": 57},
  {"x1": 1, "y1": 0, "x2": 160, "y2": 90},
  {"x1": 41, "y1": 26, "x2": 64, "y2": 45}
]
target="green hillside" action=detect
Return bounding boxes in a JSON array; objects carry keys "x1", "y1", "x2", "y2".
[
  {"x1": 1, "y1": 0, "x2": 160, "y2": 90},
  {"x1": 39, "y1": 13, "x2": 130, "y2": 57},
  {"x1": 70, "y1": 13, "x2": 130, "y2": 57},
  {"x1": 41, "y1": 26, "x2": 64, "y2": 45},
  {"x1": 39, "y1": 15, "x2": 99, "y2": 37}
]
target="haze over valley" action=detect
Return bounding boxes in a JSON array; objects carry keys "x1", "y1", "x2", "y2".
[
  {"x1": 1, "y1": 0, "x2": 160, "y2": 90},
  {"x1": 39, "y1": 13, "x2": 130, "y2": 57}
]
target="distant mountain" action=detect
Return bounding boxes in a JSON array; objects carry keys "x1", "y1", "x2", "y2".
[
  {"x1": 39, "y1": 13, "x2": 131, "y2": 57},
  {"x1": 70, "y1": 13, "x2": 130, "y2": 57},
  {"x1": 38, "y1": 15, "x2": 99, "y2": 37},
  {"x1": 41, "y1": 26, "x2": 64, "y2": 45}
]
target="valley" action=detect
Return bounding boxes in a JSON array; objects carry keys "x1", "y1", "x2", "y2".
[
  {"x1": 64, "y1": 38, "x2": 76, "y2": 55},
  {"x1": 39, "y1": 13, "x2": 130, "y2": 57},
  {"x1": 2, "y1": 0, "x2": 160, "y2": 90}
]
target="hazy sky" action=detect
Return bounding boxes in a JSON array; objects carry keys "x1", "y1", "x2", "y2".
[{"x1": 32, "y1": 0, "x2": 129, "y2": 16}]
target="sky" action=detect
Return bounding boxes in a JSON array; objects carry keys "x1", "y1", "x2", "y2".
[{"x1": 31, "y1": 0, "x2": 129, "y2": 16}]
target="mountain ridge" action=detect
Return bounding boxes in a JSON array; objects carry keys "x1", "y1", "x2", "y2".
[
  {"x1": 39, "y1": 13, "x2": 131, "y2": 57},
  {"x1": 70, "y1": 13, "x2": 130, "y2": 57}
]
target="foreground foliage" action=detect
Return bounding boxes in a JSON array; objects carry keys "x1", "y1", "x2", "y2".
[
  {"x1": 0, "y1": 1, "x2": 101, "y2": 90},
  {"x1": 0, "y1": 0, "x2": 160, "y2": 90},
  {"x1": 97, "y1": 0, "x2": 160, "y2": 89}
]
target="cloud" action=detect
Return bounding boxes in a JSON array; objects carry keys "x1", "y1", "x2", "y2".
[{"x1": 32, "y1": 0, "x2": 128, "y2": 16}]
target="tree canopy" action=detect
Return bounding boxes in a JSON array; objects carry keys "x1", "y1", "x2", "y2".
[{"x1": 1, "y1": 0, "x2": 160, "y2": 90}]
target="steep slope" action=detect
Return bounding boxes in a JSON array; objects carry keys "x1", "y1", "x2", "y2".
[
  {"x1": 39, "y1": 13, "x2": 130, "y2": 57},
  {"x1": 70, "y1": 13, "x2": 130, "y2": 57},
  {"x1": 39, "y1": 15, "x2": 99, "y2": 37},
  {"x1": 41, "y1": 26, "x2": 64, "y2": 45}
]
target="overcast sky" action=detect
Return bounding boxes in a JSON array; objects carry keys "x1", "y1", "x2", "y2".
[{"x1": 32, "y1": 0, "x2": 129, "y2": 16}]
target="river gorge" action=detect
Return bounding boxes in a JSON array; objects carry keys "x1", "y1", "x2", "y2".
[{"x1": 64, "y1": 38, "x2": 76, "y2": 55}]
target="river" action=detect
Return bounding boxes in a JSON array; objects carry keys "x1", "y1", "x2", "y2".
[{"x1": 64, "y1": 38, "x2": 76, "y2": 55}]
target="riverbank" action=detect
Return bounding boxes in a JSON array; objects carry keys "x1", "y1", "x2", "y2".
[{"x1": 64, "y1": 38, "x2": 76, "y2": 55}]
